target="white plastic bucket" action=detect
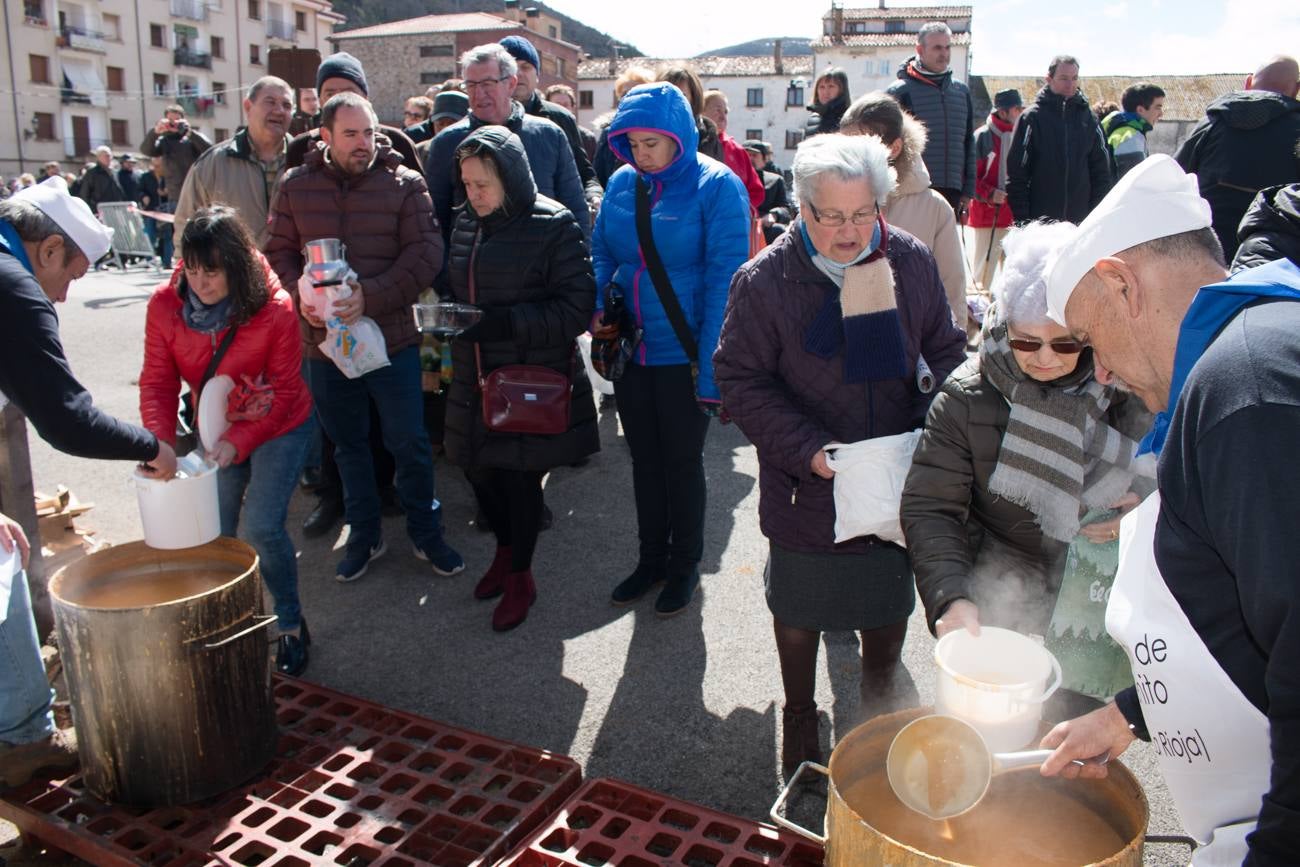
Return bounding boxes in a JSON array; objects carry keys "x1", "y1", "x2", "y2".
[
  {"x1": 933, "y1": 626, "x2": 1062, "y2": 752},
  {"x1": 132, "y1": 456, "x2": 220, "y2": 550}
]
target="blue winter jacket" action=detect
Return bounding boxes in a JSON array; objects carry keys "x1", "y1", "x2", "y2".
[{"x1": 592, "y1": 83, "x2": 750, "y2": 402}]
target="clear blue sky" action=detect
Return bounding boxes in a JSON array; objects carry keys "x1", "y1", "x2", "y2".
[{"x1": 549, "y1": 0, "x2": 1295, "y2": 76}]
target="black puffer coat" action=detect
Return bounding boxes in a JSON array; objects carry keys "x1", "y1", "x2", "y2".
[
  {"x1": 1233, "y1": 183, "x2": 1300, "y2": 272},
  {"x1": 1007, "y1": 86, "x2": 1113, "y2": 223},
  {"x1": 443, "y1": 126, "x2": 599, "y2": 472}
]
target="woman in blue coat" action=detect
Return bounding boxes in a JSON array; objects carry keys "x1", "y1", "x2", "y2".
[{"x1": 592, "y1": 82, "x2": 750, "y2": 617}]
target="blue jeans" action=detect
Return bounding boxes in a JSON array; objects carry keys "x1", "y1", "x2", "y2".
[
  {"x1": 307, "y1": 347, "x2": 443, "y2": 547},
  {"x1": 0, "y1": 569, "x2": 55, "y2": 745},
  {"x1": 218, "y1": 418, "x2": 312, "y2": 633}
]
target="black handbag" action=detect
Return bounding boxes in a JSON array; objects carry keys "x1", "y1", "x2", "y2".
[{"x1": 176, "y1": 325, "x2": 239, "y2": 454}]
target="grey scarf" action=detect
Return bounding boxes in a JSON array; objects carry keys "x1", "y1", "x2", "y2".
[{"x1": 980, "y1": 322, "x2": 1147, "y2": 542}]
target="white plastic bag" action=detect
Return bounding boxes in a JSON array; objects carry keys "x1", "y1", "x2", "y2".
[
  {"x1": 577, "y1": 333, "x2": 615, "y2": 396},
  {"x1": 317, "y1": 282, "x2": 390, "y2": 379},
  {"x1": 825, "y1": 429, "x2": 923, "y2": 546}
]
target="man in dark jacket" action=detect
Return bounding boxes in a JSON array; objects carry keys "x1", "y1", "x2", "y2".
[
  {"x1": 406, "y1": 90, "x2": 469, "y2": 146},
  {"x1": 887, "y1": 21, "x2": 976, "y2": 215},
  {"x1": 1175, "y1": 55, "x2": 1300, "y2": 262},
  {"x1": 264, "y1": 93, "x2": 463, "y2": 584},
  {"x1": 425, "y1": 44, "x2": 589, "y2": 245},
  {"x1": 1233, "y1": 183, "x2": 1300, "y2": 272},
  {"x1": 139, "y1": 104, "x2": 212, "y2": 206},
  {"x1": 499, "y1": 35, "x2": 603, "y2": 212},
  {"x1": 743, "y1": 140, "x2": 793, "y2": 242},
  {"x1": 1007, "y1": 55, "x2": 1113, "y2": 224},
  {"x1": 115, "y1": 154, "x2": 140, "y2": 204},
  {"x1": 76, "y1": 146, "x2": 124, "y2": 216},
  {"x1": 0, "y1": 181, "x2": 175, "y2": 788}
]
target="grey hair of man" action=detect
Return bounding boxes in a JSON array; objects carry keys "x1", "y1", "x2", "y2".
[
  {"x1": 460, "y1": 43, "x2": 518, "y2": 79},
  {"x1": 989, "y1": 221, "x2": 1079, "y2": 327},
  {"x1": 0, "y1": 198, "x2": 82, "y2": 264},
  {"x1": 248, "y1": 75, "x2": 292, "y2": 103},
  {"x1": 320, "y1": 91, "x2": 376, "y2": 131},
  {"x1": 791, "y1": 133, "x2": 897, "y2": 212},
  {"x1": 917, "y1": 21, "x2": 952, "y2": 48}
]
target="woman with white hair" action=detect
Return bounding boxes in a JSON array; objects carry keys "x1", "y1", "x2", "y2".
[
  {"x1": 714, "y1": 133, "x2": 966, "y2": 779},
  {"x1": 901, "y1": 221, "x2": 1152, "y2": 643}
]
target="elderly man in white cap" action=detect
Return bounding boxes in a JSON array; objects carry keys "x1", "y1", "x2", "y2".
[
  {"x1": 0, "y1": 177, "x2": 177, "y2": 788},
  {"x1": 1037, "y1": 154, "x2": 1300, "y2": 865}
]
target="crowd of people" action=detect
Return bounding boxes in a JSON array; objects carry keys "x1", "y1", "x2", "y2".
[{"x1": 0, "y1": 28, "x2": 1298, "y2": 863}]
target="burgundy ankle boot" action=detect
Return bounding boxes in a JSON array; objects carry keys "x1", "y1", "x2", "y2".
[
  {"x1": 781, "y1": 703, "x2": 823, "y2": 780},
  {"x1": 492, "y1": 570, "x2": 536, "y2": 632},
  {"x1": 474, "y1": 547, "x2": 512, "y2": 600}
]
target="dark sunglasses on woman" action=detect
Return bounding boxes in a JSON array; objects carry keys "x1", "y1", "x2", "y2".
[{"x1": 1007, "y1": 337, "x2": 1085, "y2": 354}]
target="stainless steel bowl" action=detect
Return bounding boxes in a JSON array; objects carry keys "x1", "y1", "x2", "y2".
[{"x1": 412, "y1": 302, "x2": 483, "y2": 337}]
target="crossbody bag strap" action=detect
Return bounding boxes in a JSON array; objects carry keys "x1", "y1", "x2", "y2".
[
  {"x1": 193, "y1": 323, "x2": 239, "y2": 415},
  {"x1": 635, "y1": 178, "x2": 699, "y2": 377}
]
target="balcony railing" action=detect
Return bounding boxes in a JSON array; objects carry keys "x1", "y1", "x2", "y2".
[
  {"x1": 265, "y1": 18, "x2": 295, "y2": 41},
  {"x1": 169, "y1": 0, "x2": 208, "y2": 21},
  {"x1": 59, "y1": 26, "x2": 108, "y2": 53},
  {"x1": 61, "y1": 86, "x2": 92, "y2": 105},
  {"x1": 177, "y1": 95, "x2": 215, "y2": 118},
  {"x1": 174, "y1": 47, "x2": 213, "y2": 69}
]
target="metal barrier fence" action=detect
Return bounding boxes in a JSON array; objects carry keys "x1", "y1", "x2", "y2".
[{"x1": 95, "y1": 202, "x2": 160, "y2": 273}]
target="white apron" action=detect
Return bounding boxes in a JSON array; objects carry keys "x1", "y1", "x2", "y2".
[{"x1": 1106, "y1": 493, "x2": 1272, "y2": 866}]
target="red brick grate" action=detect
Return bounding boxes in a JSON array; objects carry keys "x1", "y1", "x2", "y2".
[
  {"x1": 499, "y1": 778, "x2": 824, "y2": 867},
  {"x1": 0, "y1": 675, "x2": 582, "y2": 866}
]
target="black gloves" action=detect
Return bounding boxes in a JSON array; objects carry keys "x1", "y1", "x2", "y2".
[{"x1": 458, "y1": 306, "x2": 513, "y2": 343}]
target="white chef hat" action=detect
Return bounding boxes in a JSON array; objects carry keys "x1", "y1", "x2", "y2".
[
  {"x1": 1044, "y1": 155, "x2": 1212, "y2": 324},
  {"x1": 13, "y1": 176, "x2": 114, "y2": 262}
]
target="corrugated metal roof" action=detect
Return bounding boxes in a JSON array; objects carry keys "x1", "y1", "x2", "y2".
[
  {"x1": 578, "y1": 55, "x2": 815, "y2": 80},
  {"x1": 836, "y1": 5, "x2": 973, "y2": 19},
  {"x1": 976, "y1": 74, "x2": 1247, "y2": 122},
  {"x1": 812, "y1": 31, "x2": 972, "y2": 48},
  {"x1": 331, "y1": 12, "x2": 522, "y2": 40}
]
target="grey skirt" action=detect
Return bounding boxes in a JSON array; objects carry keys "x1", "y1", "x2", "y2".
[{"x1": 765, "y1": 541, "x2": 916, "y2": 632}]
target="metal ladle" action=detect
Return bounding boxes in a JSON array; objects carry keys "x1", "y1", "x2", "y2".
[{"x1": 886, "y1": 714, "x2": 1110, "y2": 820}]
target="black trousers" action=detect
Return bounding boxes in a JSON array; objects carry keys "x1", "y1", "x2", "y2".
[
  {"x1": 613, "y1": 363, "x2": 710, "y2": 575},
  {"x1": 465, "y1": 467, "x2": 545, "y2": 571},
  {"x1": 317, "y1": 399, "x2": 396, "y2": 500}
]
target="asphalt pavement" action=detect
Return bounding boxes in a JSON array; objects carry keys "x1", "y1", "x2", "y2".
[{"x1": 3, "y1": 267, "x2": 1190, "y2": 864}]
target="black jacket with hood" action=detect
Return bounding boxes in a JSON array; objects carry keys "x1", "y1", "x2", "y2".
[
  {"x1": 442, "y1": 126, "x2": 599, "y2": 473},
  {"x1": 1176, "y1": 90, "x2": 1300, "y2": 262},
  {"x1": 1232, "y1": 183, "x2": 1300, "y2": 272},
  {"x1": 1006, "y1": 86, "x2": 1113, "y2": 223}
]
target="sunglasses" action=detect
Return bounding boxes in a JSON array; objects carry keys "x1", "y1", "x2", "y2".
[{"x1": 1008, "y1": 337, "x2": 1085, "y2": 354}]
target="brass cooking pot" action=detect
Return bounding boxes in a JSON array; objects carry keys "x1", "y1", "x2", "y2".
[{"x1": 771, "y1": 708, "x2": 1148, "y2": 866}]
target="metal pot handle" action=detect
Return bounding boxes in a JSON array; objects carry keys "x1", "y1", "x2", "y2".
[
  {"x1": 768, "y1": 761, "x2": 829, "y2": 845},
  {"x1": 1143, "y1": 834, "x2": 1197, "y2": 856},
  {"x1": 200, "y1": 614, "x2": 278, "y2": 649}
]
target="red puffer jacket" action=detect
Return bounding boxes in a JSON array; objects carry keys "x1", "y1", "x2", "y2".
[
  {"x1": 139, "y1": 256, "x2": 313, "y2": 462},
  {"x1": 719, "y1": 132, "x2": 765, "y2": 210}
]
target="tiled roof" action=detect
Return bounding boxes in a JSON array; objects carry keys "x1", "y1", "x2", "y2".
[
  {"x1": 812, "y1": 31, "x2": 971, "y2": 48},
  {"x1": 578, "y1": 55, "x2": 815, "y2": 80},
  {"x1": 835, "y1": 5, "x2": 973, "y2": 19},
  {"x1": 976, "y1": 73, "x2": 1247, "y2": 122},
  {"x1": 331, "y1": 12, "x2": 522, "y2": 40}
]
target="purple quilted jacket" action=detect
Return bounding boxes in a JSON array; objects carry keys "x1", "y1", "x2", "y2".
[{"x1": 714, "y1": 222, "x2": 967, "y2": 554}]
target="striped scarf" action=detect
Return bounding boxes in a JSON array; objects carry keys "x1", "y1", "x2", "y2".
[{"x1": 980, "y1": 322, "x2": 1146, "y2": 542}]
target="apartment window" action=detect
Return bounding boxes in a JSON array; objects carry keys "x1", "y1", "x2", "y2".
[
  {"x1": 880, "y1": 59, "x2": 891, "y2": 75},
  {"x1": 34, "y1": 112, "x2": 55, "y2": 139},
  {"x1": 215, "y1": 127, "x2": 230, "y2": 141},
  {"x1": 24, "y1": 0, "x2": 45, "y2": 24},
  {"x1": 557, "y1": 58, "x2": 566, "y2": 77},
  {"x1": 419, "y1": 72, "x2": 443, "y2": 85},
  {"x1": 29, "y1": 54, "x2": 50, "y2": 84},
  {"x1": 885, "y1": 18, "x2": 906, "y2": 33},
  {"x1": 785, "y1": 129, "x2": 804, "y2": 150},
  {"x1": 248, "y1": 0, "x2": 260, "y2": 20},
  {"x1": 548, "y1": 25, "x2": 557, "y2": 38},
  {"x1": 579, "y1": 90, "x2": 593, "y2": 109},
  {"x1": 249, "y1": 43, "x2": 261, "y2": 64},
  {"x1": 746, "y1": 87, "x2": 763, "y2": 108},
  {"x1": 150, "y1": 24, "x2": 165, "y2": 47},
  {"x1": 153, "y1": 73, "x2": 169, "y2": 96},
  {"x1": 785, "y1": 86, "x2": 803, "y2": 107},
  {"x1": 295, "y1": 10, "x2": 306, "y2": 30},
  {"x1": 211, "y1": 36, "x2": 224, "y2": 58},
  {"x1": 745, "y1": 128, "x2": 762, "y2": 141},
  {"x1": 214, "y1": 82, "x2": 226, "y2": 103},
  {"x1": 849, "y1": 21, "x2": 867, "y2": 33},
  {"x1": 102, "y1": 14, "x2": 121, "y2": 40},
  {"x1": 111, "y1": 119, "x2": 129, "y2": 145},
  {"x1": 106, "y1": 66, "x2": 126, "y2": 92},
  {"x1": 419, "y1": 44, "x2": 453, "y2": 57}
]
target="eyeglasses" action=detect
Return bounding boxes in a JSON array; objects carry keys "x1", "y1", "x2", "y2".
[
  {"x1": 463, "y1": 76, "x2": 509, "y2": 92},
  {"x1": 807, "y1": 201, "x2": 878, "y2": 227},
  {"x1": 1008, "y1": 337, "x2": 1085, "y2": 354}
]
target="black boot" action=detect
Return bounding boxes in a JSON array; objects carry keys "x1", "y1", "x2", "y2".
[
  {"x1": 654, "y1": 568, "x2": 700, "y2": 618},
  {"x1": 610, "y1": 563, "x2": 665, "y2": 606},
  {"x1": 302, "y1": 495, "x2": 342, "y2": 539}
]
